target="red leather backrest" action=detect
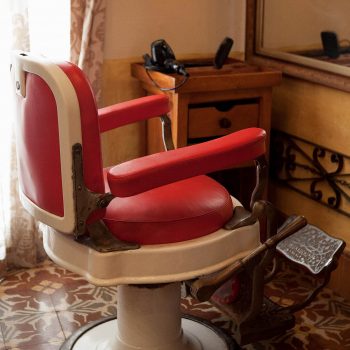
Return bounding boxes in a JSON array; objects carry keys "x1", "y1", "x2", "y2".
[
  {"x1": 17, "y1": 72, "x2": 64, "y2": 216},
  {"x1": 16, "y1": 60, "x2": 104, "y2": 221}
]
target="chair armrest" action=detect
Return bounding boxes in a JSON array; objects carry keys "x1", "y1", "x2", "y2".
[
  {"x1": 107, "y1": 128, "x2": 266, "y2": 197},
  {"x1": 98, "y1": 95, "x2": 169, "y2": 133}
]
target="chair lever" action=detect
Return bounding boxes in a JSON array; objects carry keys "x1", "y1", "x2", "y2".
[{"x1": 191, "y1": 215, "x2": 307, "y2": 302}]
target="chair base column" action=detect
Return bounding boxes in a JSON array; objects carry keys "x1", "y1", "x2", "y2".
[{"x1": 60, "y1": 283, "x2": 237, "y2": 350}]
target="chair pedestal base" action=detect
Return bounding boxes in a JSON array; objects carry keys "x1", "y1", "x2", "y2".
[{"x1": 61, "y1": 283, "x2": 236, "y2": 350}]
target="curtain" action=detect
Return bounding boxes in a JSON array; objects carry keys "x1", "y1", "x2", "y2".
[
  {"x1": 71, "y1": 0, "x2": 106, "y2": 107},
  {"x1": 0, "y1": 0, "x2": 48, "y2": 278},
  {"x1": 6, "y1": 0, "x2": 47, "y2": 271}
]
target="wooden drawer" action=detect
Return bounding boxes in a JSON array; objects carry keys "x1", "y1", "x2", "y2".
[{"x1": 188, "y1": 103, "x2": 259, "y2": 139}]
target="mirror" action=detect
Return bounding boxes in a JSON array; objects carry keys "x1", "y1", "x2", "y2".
[{"x1": 256, "y1": 0, "x2": 350, "y2": 78}]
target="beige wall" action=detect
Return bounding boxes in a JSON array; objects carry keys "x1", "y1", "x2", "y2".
[
  {"x1": 104, "y1": 0, "x2": 246, "y2": 59},
  {"x1": 101, "y1": 0, "x2": 246, "y2": 166},
  {"x1": 270, "y1": 76, "x2": 350, "y2": 247}
]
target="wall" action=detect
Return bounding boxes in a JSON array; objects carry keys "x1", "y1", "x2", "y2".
[
  {"x1": 270, "y1": 77, "x2": 350, "y2": 245},
  {"x1": 269, "y1": 77, "x2": 350, "y2": 298},
  {"x1": 101, "y1": 0, "x2": 246, "y2": 166}
]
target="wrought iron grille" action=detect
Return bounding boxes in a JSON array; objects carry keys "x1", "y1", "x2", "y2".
[{"x1": 270, "y1": 129, "x2": 350, "y2": 218}]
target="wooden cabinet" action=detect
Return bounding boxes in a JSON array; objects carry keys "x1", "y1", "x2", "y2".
[
  {"x1": 131, "y1": 59, "x2": 281, "y2": 205},
  {"x1": 188, "y1": 100, "x2": 259, "y2": 140}
]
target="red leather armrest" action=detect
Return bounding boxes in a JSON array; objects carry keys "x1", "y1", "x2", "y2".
[
  {"x1": 107, "y1": 127, "x2": 266, "y2": 197},
  {"x1": 98, "y1": 95, "x2": 169, "y2": 132}
]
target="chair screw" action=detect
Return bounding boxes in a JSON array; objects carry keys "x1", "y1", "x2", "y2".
[{"x1": 98, "y1": 199, "x2": 107, "y2": 207}]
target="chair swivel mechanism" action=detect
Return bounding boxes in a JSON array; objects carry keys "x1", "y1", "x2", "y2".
[{"x1": 12, "y1": 52, "x2": 307, "y2": 350}]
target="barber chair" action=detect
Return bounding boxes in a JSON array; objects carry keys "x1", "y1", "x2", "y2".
[{"x1": 11, "y1": 52, "x2": 342, "y2": 350}]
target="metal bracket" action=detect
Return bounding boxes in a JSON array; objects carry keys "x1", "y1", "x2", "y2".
[
  {"x1": 72, "y1": 143, "x2": 139, "y2": 252},
  {"x1": 250, "y1": 155, "x2": 268, "y2": 209},
  {"x1": 79, "y1": 220, "x2": 139, "y2": 253},
  {"x1": 191, "y1": 209, "x2": 307, "y2": 302},
  {"x1": 225, "y1": 199, "x2": 277, "y2": 242},
  {"x1": 160, "y1": 114, "x2": 175, "y2": 151},
  {"x1": 224, "y1": 156, "x2": 270, "y2": 233}
]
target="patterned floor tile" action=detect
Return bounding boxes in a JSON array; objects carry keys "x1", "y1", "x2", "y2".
[
  {"x1": 50, "y1": 282, "x2": 117, "y2": 314},
  {"x1": 0, "y1": 289, "x2": 54, "y2": 320},
  {"x1": 0, "y1": 261, "x2": 85, "y2": 293},
  {"x1": 57, "y1": 310, "x2": 116, "y2": 339},
  {"x1": 1, "y1": 259, "x2": 350, "y2": 349},
  {"x1": 8, "y1": 341, "x2": 63, "y2": 350},
  {"x1": 1, "y1": 311, "x2": 64, "y2": 348},
  {"x1": 181, "y1": 296, "x2": 233, "y2": 331}
]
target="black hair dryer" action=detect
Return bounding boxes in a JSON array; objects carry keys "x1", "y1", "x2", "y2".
[{"x1": 143, "y1": 39, "x2": 189, "y2": 76}]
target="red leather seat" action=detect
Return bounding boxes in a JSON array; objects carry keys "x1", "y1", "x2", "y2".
[{"x1": 103, "y1": 174, "x2": 233, "y2": 244}]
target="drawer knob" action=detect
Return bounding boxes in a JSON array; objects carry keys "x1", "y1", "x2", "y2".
[{"x1": 219, "y1": 117, "x2": 232, "y2": 129}]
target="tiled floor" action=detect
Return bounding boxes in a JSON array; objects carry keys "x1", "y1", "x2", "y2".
[
  {"x1": 0, "y1": 259, "x2": 349, "y2": 349},
  {"x1": 0, "y1": 260, "x2": 117, "y2": 349}
]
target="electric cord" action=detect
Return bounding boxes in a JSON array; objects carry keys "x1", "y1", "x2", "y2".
[{"x1": 145, "y1": 68, "x2": 189, "y2": 91}]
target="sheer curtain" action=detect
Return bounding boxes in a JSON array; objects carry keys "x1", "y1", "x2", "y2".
[
  {"x1": 0, "y1": 0, "x2": 38, "y2": 276},
  {"x1": 71, "y1": 0, "x2": 106, "y2": 107},
  {"x1": 0, "y1": 0, "x2": 15, "y2": 277},
  {"x1": 0, "y1": 0, "x2": 70, "y2": 275}
]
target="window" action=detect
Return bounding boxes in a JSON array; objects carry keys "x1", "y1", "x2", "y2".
[
  {"x1": 28, "y1": 0, "x2": 70, "y2": 60},
  {"x1": 0, "y1": 0, "x2": 70, "y2": 259}
]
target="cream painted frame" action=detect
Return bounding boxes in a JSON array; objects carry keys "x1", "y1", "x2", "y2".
[{"x1": 12, "y1": 52, "x2": 82, "y2": 234}]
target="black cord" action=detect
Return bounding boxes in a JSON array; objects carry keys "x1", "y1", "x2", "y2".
[{"x1": 145, "y1": 68, "x2": 189, "y2": 91}]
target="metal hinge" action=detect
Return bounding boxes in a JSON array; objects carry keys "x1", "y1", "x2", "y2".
[{"x1": 72, "y1": 143, "x2": 139, "y2": 252}]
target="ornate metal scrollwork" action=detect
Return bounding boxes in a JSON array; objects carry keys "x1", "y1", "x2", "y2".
[{"x1": 271, "y1": 129, "x2": 350, "y2": 217}]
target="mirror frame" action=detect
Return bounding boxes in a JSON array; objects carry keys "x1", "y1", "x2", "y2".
[{"x1": 246, "y1": 0, "x2": 350, "y2": 92}]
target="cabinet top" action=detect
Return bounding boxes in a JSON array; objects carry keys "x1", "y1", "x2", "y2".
[{"x1": 131, "y1": 58, "x2": 282, "y2": 93}]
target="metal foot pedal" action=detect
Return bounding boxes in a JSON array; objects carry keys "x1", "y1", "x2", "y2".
[
  {"x1": 273, "y1": 216, "x2": 345, "y2": 313},
  {"x1": 277, "y1": 216, "x2": 345, "y2": 275}
]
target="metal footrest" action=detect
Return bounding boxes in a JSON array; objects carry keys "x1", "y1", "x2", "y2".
[{"x1": 276, "y1": 215, "x2": 345, "y2": 275}]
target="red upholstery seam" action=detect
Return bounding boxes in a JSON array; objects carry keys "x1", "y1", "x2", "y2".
[{"x1": 104, "y1": 196, "x2": 233, "y2": 223}]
